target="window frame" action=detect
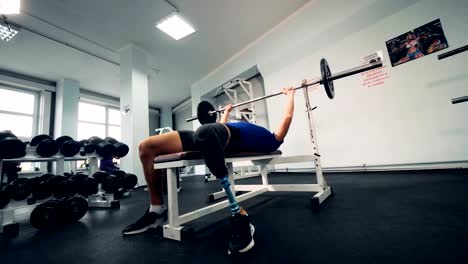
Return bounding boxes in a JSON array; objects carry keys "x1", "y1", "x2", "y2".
[
  {"x1": 0, "y1": 85, "x2": 40, "y2": 140},
  {"x1": 78, "y1": 100, "x2": 121, "y2": 141}
]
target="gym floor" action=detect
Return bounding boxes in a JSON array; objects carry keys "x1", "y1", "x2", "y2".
[{"x1": 1, "y1": 170, "x2": 468, "y2": 264}]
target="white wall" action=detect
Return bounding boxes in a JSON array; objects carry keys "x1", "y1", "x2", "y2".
[{"x1": 191, "y1": 0, "x2": 468, "y2": 168}]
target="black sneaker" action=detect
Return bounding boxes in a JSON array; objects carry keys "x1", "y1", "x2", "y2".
[
  {"x1": 122, "y1": 209, "x2": 167, "y2": 236},
  {"x1": 228, "y1": 209, "x2": 255, "y2": 255}
]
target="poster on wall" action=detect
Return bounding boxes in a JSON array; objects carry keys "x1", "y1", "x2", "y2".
[
  {"x1": 386, "y1": 19, "x2": 449, "y2": 67},
  {"x1": 361, "y1": 51, "x2": 389, "y2": 88}
]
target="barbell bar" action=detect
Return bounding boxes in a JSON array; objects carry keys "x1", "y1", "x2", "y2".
[{"x1": 186, "y1": 57, "x2": 383, "y2": 124}]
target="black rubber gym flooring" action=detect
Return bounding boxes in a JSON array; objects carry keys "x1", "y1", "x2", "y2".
[{"x1": 1, "y1": 169, "x2": 468, "y2": 264}]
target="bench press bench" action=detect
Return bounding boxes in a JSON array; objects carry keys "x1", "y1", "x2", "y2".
[{"x1": 154, "y1": 150, "x2": 333, "y2": 241}]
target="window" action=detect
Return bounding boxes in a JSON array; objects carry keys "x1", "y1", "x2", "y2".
[
  {"x1": 78, "y1": 102, "x2": 121, "y2": 141},
  {"x1": 0, "y1": 86, "x2": 38, "y2": 139},
  {"x1": 0, "y1": 86, "x2": 39, "y2": 171}
]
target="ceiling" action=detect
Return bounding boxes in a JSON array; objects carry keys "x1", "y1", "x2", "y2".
[{"x1": 0, "y1": 0, "x2": 309, "y2": 107}]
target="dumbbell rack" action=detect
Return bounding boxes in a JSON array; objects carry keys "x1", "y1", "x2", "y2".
[{"x1": 0, "y1": 151, "x2": 119, "y2": 236}]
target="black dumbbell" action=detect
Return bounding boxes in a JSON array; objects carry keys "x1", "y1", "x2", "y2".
[
  {"x1": 89, "y1": 137, "x2": 116, "y2": 158},
  {"x1": 62, "y1": 196, "x2": 88, "y2": 222},
  {"x1": 0, "y1": 130, "x2": 26, "y2": 159},
  {"x1": 6, "y1": 178, "x2": 32, "y2": 201},
  {"x1": 101, "y1": 174, "x2": 121, "y2": 193},
  {"x1": 0, "y1": 187, "x2": 11, "y2": 209},
  {"x1": 120, "y1": 173, "x2": 138, "y2": 190},
  {"x1": 31, "y1": 173, "x2": 55, "y2": 200},
  {"x1": 92, "y1": 171, "x2": 109, "y2": 184},
  {"x1": 56, "y1": 136, "x2": 81, "y2": 157},
  {"x1": 53, "y1": 178, "x2": 77, "y2": 199},
  {"x1": 30, "y1": 199, "x2": 63, "y2": 229},
  {"x1": 30, "y1": 134, "x2": 59, "y2": 157},
  {"x1": 46, "y1": 175, "x2": 67, "y2": 198},
  {"x1": 71, "y1": 174, "x2": 98, "y2": 197},
  {"x1": 78, "y1": 177, "x2": 98, "y2": 196},
  {"x1": 104, "y1": 137, "x2": 129, "y2": 158}
]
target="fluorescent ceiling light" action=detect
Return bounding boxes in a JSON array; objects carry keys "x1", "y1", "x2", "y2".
[
  {"x1": 0, "y1": 0, "x2": 20, "y2": 14},
  {"x1": 0, "y1": 22, "x2": 18, "y2": 41},
  {"x1": 156, "y1": 13, "x2": 195, "y2": 40}
]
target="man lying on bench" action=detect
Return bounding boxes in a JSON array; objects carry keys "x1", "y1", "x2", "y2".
[{"x1": 122, "y1": 87, "x2": 296, "y2": 255}]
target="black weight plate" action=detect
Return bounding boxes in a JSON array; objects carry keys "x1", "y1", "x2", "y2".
[
  {"x1": 63, "y1": 197, "x2": 88, "y2": 222},
  {"x1": 36, "y1": 139, "x2": 59, "y2": 157},
  {"x1": 30, "y1": 200, "x2": 62, "y2": 229},
  {"x1": 56, "y1": 136, "x2": 74, "y2": 148},
  {"x1": 197, "y1": 101, "x2": 217, "y2": 125},
  {"x1": 30, "y1": 134, "x2": 53, "y2": 146},
  {"x1": 320, "y1": 58, "x2": 335, "y2": 99},
  {"x1": 60, "y1": 140, "x2": 81, "y2": 157}
]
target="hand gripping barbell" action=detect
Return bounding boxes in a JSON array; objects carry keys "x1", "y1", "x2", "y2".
[{"x1": 187, "y1": 57, "x2": 383, "y2": 124}]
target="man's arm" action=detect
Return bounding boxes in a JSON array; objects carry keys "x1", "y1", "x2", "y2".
[
  {"x1": 219, "y1": 104, "x2": 233, "y2": 123},
  {"x1": 274, "y1": 87, "x2": 295, "y2": 142}
]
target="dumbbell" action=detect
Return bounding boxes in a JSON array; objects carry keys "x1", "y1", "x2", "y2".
[
  {"x1": 117, "y1": 172, "x2": 138, "y2": 190},
  {"x1": 44, "y1": 175, "x2": 74, "y2": 199},
  {"x1": 79, "y1": 139, "x2": 95, "y2": 156},
  {"x1": 6, "y1": 178, "x2": 33, "y2": 201},
  {"x1": 71, "y1": 174, "x2": 98, "y2": 197},
  {"x1": 30, "y1": 197, "x2": 89, "y2": 230},
  {"x1": 0, "y1": 187, "x2": 11, "y2": 209},
  {"x1": 30, "y1": 134, "x2": 59, "y2": 157},
  {"x1": 88, "y1": 137, "x2": 116, "y2": 158},
  {"x1": 0, "y1": 130, "x2": 26, "y2": 159},
  {"x1": 56, "y1": 136, "x2": 81, "y2": 157},
  {"x1": 103, "y1": 137, "x2": 129, "y2": 158},
  {"x1": 31, "y1": 173, "x2": 55, "y2": 200},
  {"x1": 92, "y1": 171, "x2": 120, "y2": 193}
]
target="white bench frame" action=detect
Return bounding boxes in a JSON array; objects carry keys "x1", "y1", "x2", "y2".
[{"x1": 154, "y1": 154, "x2": 332, "y2": 241}]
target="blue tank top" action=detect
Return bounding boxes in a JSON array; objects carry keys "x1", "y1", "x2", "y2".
[{"x1": 226, "y1": 122, "x2": 283, "y2": 153}]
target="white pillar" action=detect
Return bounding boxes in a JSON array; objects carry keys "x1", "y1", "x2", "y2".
[
  {"x1": 160, "y1": 106, "x2": 173, "y2": 129},
  {"x1": 54, "y1": 79, "x2": 79, "y2": 138},
  {"x1": 119, "y1": 45, "x2": 150, "y2": 184},
  {"x1": 54, "y1": 79, "x2": 79, "y2": 174}
]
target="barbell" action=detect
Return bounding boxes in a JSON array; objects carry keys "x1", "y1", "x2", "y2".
[{"x1": 187, "y1": 57, "x2": 383, "y2": 124}]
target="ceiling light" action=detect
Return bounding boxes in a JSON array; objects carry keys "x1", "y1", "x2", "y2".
[
  {"x1": 156, "y1": 13, "x2": 195, "y2": 40},
  {"x1": 0, "y1": 0, "x2": 20, "y2": 14},
  {"x1": 0, "y1": 22, "x2": 18, "y2": 41}
]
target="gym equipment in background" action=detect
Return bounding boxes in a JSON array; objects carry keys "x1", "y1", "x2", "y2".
[
  {"x1": 186, "y1": 57, "x2": 383, "y2": 124},
  {"x1": 29, "y1": 196, "x2": 88, "y2": 230},
  {"x1": 0, "y1": 131, "x2": 26, "y2": 159},
  {"x1": 55, "y1": 136, "x2": 81, "y2": 157},
  {"x1": 29, "y1": 134, "x2": 59, "y2": 157}
]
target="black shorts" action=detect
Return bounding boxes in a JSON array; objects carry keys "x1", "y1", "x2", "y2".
[{"x1": 177, "y1": 130, "x2": 197, "y2": 151}]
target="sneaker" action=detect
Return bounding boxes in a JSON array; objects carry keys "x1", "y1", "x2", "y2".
[
  {"x1": 228, "y1": 209, "x2": 255, "y2": 255},
  {"x1": 122, "y1": 209, "x2": 167, "y2": 236}
]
